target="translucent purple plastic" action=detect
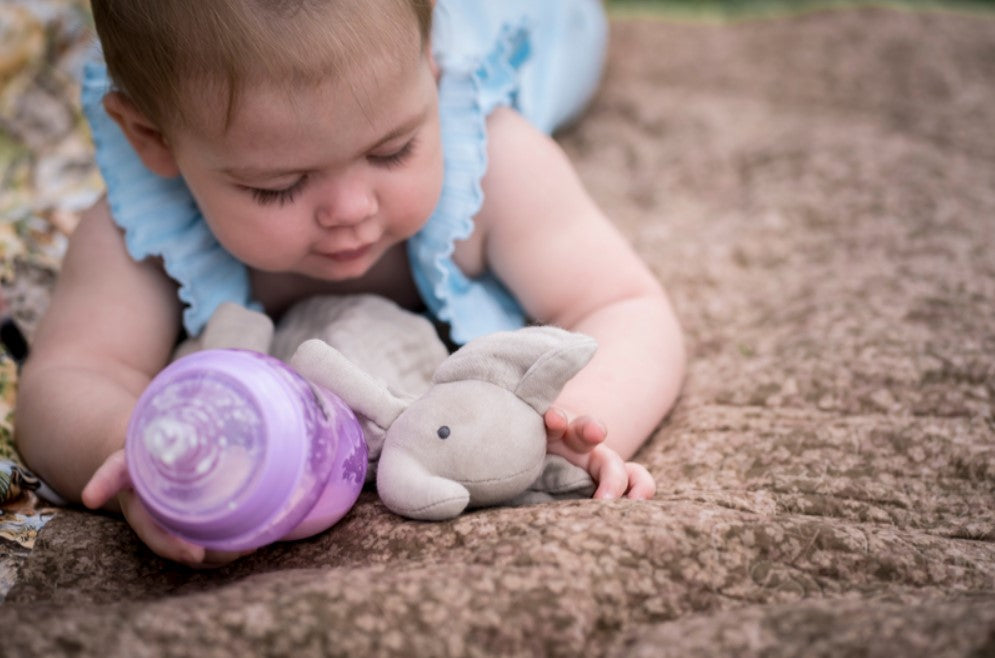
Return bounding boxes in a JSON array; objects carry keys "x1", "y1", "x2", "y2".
[{"x1": 125, "y1": 349, "x2": 367, "y2": 552}]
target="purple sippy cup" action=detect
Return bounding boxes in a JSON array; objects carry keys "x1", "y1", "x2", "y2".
[{"x1": 125, "y1": 349, "x2": 367, "y2": 552}]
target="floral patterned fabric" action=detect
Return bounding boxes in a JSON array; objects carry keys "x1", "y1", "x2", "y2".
[{"x1": 1, "y1": 0, "x2": 98, "y2": 599}]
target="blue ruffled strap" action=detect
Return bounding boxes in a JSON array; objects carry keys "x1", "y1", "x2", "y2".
[
  {"x1": 81, "y1": 57, "x2": 258, "y2": 337},
  {"x1": 407, "y1": 25, "x2": 531, "y2": 345},
  {"x1": 83, "y1": 24, "x2": 532, "y2": 342}
]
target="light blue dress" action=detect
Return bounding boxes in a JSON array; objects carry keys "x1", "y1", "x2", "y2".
[{"x1": 81, "y1": 0, "x2": 607, "y2": 344}]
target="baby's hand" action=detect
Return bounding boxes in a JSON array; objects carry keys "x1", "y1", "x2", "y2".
[
  {"x1": 81, "y1": 450, "x2": 251, "y2": 567},
  {"x1": 543, "y1": 407, "x2": 656, "y2": 500}
]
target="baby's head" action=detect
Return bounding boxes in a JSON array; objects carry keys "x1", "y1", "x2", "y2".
[
  {"x1": 92, "y1": 0, "x2": 433, "y2": 134},
  {"x1": 93, "y1": 0, "x2": 445, "y2": 284}
]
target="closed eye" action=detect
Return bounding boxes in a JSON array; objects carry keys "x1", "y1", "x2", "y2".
[
  {"x1": 246, "y1": 175, "x2": 309, "y2": 206},
  {"x1": 368, "y1": 138, "x2": 417, "y2": 169}
]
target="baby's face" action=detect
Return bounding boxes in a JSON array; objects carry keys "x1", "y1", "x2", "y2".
[{"x1": 165, "y1": 45, "x2": 443, "y2": 282}]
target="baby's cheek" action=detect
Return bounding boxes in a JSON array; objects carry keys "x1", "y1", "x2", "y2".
[
  {"x1": 205, "y1": 210, "x2": 299, "y2": 270},
  {"x1": 401, "y1": 166, "x2": 444, "y2": 235}
]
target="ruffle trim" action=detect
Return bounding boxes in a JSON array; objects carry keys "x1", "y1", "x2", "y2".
[
  {"x1": 82, "y1": 25, "x2": 530, "y2": 342},
  {"x1": 81, "y1": 60, "x2": 258, "y2": 337},
  {"x1": 407, "y1": 24, "x2": 530, "y2": 344}
]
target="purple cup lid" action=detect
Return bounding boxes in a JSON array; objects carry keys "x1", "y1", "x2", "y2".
[{"x1": 126, "y1": 350, "x2": 316, "y2": 547}]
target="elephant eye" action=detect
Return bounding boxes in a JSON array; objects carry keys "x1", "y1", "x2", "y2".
[{"x1": 437, "y1": 426, "x2": 451, "y2": 439}]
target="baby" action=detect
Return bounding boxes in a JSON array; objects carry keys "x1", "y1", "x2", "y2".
[{"x1": 15, "y1": 0, "x2": 685, "y2": 565}]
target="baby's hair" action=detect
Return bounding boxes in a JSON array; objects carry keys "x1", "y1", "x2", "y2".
[{"x1": 91, "y1": 0, "x2": 433, "y2": 133}]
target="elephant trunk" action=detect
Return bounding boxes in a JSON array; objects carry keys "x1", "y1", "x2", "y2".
[{"x1": 376, "y1": 447, "x2": 470, "y2": 521}]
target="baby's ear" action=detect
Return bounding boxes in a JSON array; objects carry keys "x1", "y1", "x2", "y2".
[{"x1": 102, "y1": 92, "x2": 180, "y2": 178}]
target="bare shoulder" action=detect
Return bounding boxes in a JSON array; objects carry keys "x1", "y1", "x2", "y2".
[
  {"x1": 29, "y1": 198, "x2": 182, "y2": 375},
  {"x1": 452, "y1": 108, "x2": 572, "y2": 278},
  {"x1": 477, "y1": 107, "x2": 571, "y2": 220},
  {"x1": 471, "y1": 108, "x2": 663, "y2": 328}
]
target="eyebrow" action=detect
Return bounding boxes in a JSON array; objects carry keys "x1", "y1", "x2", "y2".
[{"x1": 219, "y1": 106, "x2": 428, "y2": 182}]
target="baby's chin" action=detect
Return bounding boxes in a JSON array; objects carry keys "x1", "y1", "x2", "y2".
[
  {"x1": 249, "y1": 237, "x2": 411, "y2": 290},
  {"x1": 299, "y1": 245, "x2": 386, "y2": 283}
]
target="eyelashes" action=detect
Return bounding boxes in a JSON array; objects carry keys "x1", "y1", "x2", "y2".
[
  {"x1": 245, "y1": 139, "x2": 417, "y2": 207},
  {"x1": 368, "y1": 138, "x2": 417, "y2": 169},
  {"x1": 249, "y1": 175, "x2": 309, "y2": 206}
]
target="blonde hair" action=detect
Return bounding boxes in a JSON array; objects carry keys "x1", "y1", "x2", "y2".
[{"x1": 91, "y1": 0, "x2": 433, "y2": 132}]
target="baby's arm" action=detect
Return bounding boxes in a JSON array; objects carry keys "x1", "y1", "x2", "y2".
[
  {"x1": 472, "y1": 109, "x2": 686, "y2": 497},
  {"x1": 14, "y1": 201, "x2": 226, "y2": 563},
  {"x1": 16, "y1": 199, "x2": 180, "y2": 496}
]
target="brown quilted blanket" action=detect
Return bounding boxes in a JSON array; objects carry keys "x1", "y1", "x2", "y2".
[{"x1": 2, "y1": 7, "x2": 994, "y2": 657}]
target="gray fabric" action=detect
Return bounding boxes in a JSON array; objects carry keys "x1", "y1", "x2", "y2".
[
  {"x1": 2, "y1": 8, "x2": 994, "y2": 657},
  {"x1": 175, "y1": 301, "x2": 274, "y2": 358},
  {"x1": 288, "y1": 320, "x2": 597, "y2": 520},
  {"x1": 188, "y1": 296, "x2": 597, "y2": 517},
  {"x1": 432, "y1": 326, "x2": 598, "y2": 414},
  {"x1": 272, "y1": 295, "x2": 448, "y2": 397}
]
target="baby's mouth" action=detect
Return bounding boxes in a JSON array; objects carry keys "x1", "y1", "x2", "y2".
[{"x1": 317, "y1": 244, "x2": 372, "y2": 263}]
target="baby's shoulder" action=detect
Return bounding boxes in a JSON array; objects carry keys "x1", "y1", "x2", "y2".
[
  {"x1": 70, "y1": 198, "x2": 124, "y2": 254},
  {"x1": 64, "y1": 198, "x2": 153, "y2": 280},
  {"x1": 483, "y1": 107, "x2": 572, "y2": 190},
  {"x1": 475, "y1": 107, "x2": 574, "y2": 226},
  {"x1": 485, "y1": 107, "x2": 552, "y2": 153}
]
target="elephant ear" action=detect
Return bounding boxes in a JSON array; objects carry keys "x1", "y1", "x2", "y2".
[{"x1": 432, "y1": 326, "x2": 597, "y2": 414}]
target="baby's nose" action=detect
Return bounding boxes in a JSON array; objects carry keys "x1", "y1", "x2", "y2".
[{"x1": 314, "y1": 179, "x2": 377, "y2": 227}]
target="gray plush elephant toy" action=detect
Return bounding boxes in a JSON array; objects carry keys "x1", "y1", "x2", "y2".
[{"x1": 185, "y1": 296, "x2": 596, "y2": 521}]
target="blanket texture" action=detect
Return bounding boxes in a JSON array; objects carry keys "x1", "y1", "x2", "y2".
[{"x1": 2, "y1": 6, "x2": 994, "y2": 657}]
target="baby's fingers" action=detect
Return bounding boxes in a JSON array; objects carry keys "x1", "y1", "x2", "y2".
[
  {"x1": 544, "y1": 408, "x2": 569, "y2": 444},
  {"x1": 624, "y1": 462, "x2": 656, "y2": 500},
  {"x1": 84, "y1": 451, "x2": 248, "y2": 567},
  {"x1": 117, "y1": 489, "x2": 207, "y2": 565},
  {"x1": 571, "y1": 416, "x2": 607, "y2": 451},
  {"x1": 544, "y1": 408, "x2": 606, "y2": 454},
  {"x1": 81, "y1": 450, "x2": 131, "y2": 510},
  {"x1": 122, "y1": 492, "x2": 251, "y2": 568},
  {"x1": 588, "y1": 446, "x2": 629, "y2": 500}
]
